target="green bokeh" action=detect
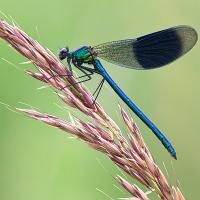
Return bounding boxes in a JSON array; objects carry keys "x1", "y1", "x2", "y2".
[{"x1": 0, "y1": 0, "x2": 199, "y2": 199}]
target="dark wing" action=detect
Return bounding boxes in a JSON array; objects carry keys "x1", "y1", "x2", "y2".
[{"x1": 94, "y1": 26, "x2": 197, "y2": 69}]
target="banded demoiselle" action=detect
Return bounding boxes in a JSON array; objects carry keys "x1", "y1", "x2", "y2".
[{"x1": 59, "y1": 26, "x2": 198, "y2": 159}]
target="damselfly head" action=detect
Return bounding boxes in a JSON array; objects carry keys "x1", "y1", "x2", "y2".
[{"x1": 59, "y1": 47, "x2": 70, "y2": 60}]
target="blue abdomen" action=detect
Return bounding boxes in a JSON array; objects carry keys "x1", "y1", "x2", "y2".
[{"x1": 94, "y1": 59, "x2": 176, "y2": 159}]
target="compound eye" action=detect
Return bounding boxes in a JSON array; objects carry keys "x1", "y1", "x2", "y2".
[{"x1": 59, "y1": 48, "x2": 68, "y2": 60}]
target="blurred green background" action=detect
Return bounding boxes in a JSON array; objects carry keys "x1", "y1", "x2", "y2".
[{"x1": 0, "y1": 0, "x2": 199, "y2": 199}]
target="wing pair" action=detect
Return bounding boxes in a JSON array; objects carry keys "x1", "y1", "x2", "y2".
[{"x1": 94, "y1": 26, "x2": 197, "y2": 69}]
